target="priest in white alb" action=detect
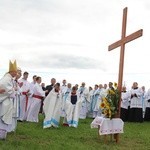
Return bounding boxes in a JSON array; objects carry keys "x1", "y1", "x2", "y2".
[
  {"x1": 18, "y1": 71, "x2": 30, "y2": 121},
  {"x1": 27, "y1": 76, "x2": 46, "y2": 122},
  {"x1": 78, "y1": 82, "x2": 89, "y2": 119},
  {"x1": 120, "y1": 86, "x2": 130, "y2": 122},
  {"x1": 128, "y1": 82, "x2": 143, "y2": 122},
  {"x1": 43, "y1": 83, "x2": 62, "y2": 128},
  {"x1": 144, "y1": 88, "x2": 150, "y2": 121},
  {"x1": 11, "y1": 67, "x2": 22, "y2": 132},
  {"x1": 63, "y1": 86, "x2": 82, "y2": 127}
]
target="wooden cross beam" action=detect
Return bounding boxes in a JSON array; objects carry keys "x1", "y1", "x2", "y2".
[
  {"x1": 108, "y1": 7, "x2": 143, "y2": 113},
  {"x1": 108, "y1": 7, "x2": 143, "y2": 143}
]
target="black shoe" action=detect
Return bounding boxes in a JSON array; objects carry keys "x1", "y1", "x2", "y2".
[{"x1": 18, "y1": 120, "x2": 23, "y2": 122}]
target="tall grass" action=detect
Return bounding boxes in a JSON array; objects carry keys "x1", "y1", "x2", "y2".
[{"x1": 0, "y1": 115, "x2": 150, "y2": 150}]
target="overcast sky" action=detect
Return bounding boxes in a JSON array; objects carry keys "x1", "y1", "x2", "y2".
[{"x1": 0, "y1": 0, "x2": 150, "y2": 88}]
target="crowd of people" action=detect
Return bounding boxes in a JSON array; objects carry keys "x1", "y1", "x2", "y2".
[{"x1": 0, "y1": 60, "x2": 150, "y2": 140}]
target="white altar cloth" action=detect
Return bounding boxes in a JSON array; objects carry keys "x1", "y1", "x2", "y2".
[{"x1": 91, "y1": 116, "x2": 124, "y2": 135}]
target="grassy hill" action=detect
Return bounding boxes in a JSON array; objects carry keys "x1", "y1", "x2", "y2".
[{"x1": 0, "y1": 115, "x2": 150, "y2": 150}]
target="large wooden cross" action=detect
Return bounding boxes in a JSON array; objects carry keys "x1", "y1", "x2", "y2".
[
  {"x1": 108, "y1": 7, "x2": 143, "y2": 115},
  {"x1": 108, "y1": 7, "x2": 143, "y2": 142}
]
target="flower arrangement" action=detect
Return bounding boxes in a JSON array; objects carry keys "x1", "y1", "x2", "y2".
[{"x1": 100, "y1": 82, "x2": 120, "y2": 119}]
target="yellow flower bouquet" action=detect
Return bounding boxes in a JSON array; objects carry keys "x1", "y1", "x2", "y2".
[{"x1": 100, "y1": 83, "x2": 120, "y2": 119}]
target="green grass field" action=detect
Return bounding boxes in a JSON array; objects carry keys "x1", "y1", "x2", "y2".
[{"x1": 0, "y1": 115, "x2": 150, "y2": 150}]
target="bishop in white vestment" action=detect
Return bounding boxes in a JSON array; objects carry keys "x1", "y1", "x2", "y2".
[{"x1": 0, "y1": 60, "x2": 17, "y2": 139}]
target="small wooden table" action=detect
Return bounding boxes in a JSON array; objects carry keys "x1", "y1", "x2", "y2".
[{"x1": 91, "y1": 116, "x2": 124, "y2": 143}]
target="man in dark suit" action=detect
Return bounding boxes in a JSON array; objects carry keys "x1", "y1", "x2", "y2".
[
  {"x1": 108, "y1": 82, "x2": 115, "y2": 91},
  {"x1": 45, "y1": 78, "x2": 56, "y2": 96}
]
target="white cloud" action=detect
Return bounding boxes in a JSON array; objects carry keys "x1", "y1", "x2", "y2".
[{"x1": 0, "y1": 0, "x2": 149, "y2": 88}]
